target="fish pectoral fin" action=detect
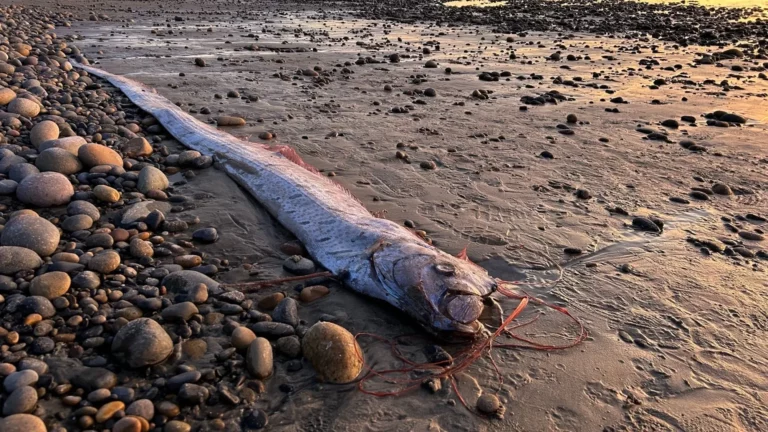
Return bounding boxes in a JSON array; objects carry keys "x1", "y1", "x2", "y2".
[{"x1": 366, "y1": 238, "x2": 389, "y2": 257}]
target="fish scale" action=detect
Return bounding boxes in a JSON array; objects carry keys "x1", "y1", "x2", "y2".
[{"x1": 72, "y1": 60, "x2": 496, "y2": 336}]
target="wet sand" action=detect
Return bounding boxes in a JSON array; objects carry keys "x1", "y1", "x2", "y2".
[{"x1": 10, "y1": 0, "x2": 768, "y2": 430}]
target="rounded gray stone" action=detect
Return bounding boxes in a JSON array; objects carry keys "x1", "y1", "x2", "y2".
[
  {"x1": 0, "y1": 246, "x2": 43, "y2": 275},
  {"x1": 35, "y1": 147, "x2": 83, "y2": 175},
  {"x1": 111, "y1": 318, "x2": 173, "y2": 368},
  {"x1": 3, "y1": 386, "x2": 38, "y2": 415},
  {"x1": 16, "y1": 172, "x2": 74, "y2": 207},
  {"x1": 0, "y1": 214, "x2": 60, "y2": 256}
]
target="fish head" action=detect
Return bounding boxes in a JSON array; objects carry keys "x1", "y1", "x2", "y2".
[{"x1": 372, "y1": 241, "x2": 496, "y2": 337}]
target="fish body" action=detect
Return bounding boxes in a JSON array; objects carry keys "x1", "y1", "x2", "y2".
[{"x1": 72, "y1": 61, "x2": 496, "y2": 336}]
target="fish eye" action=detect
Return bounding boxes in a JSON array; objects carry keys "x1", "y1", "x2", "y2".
[{"x1": 434, "y1": 263, "x2": 455, "y2": 275}]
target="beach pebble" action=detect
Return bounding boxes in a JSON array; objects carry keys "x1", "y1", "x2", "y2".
[
  {"x1": 35, "y1": 148, "x2": 82, "y2": 174},
  {"x1": 0, "y1": 414, "x2": 47, "y2": 432},
  {"x1": 3, "y1": 370, "x2": 38, "y2": 393},
  {"x1": 162, "y1": 270, "x2": 221, "y2": 295},
  {"x1": 0, "y1": 87, "x2": 16, "y2": 105},
  {"x1": 96, "y1": 400, "x2": 125, "y2": 423},
  {"x1": 166, "y1": 420, "x2": 191, "y2": 432},
  {"x1": 712, "y1": 183, "x2": 733, "y2": 195},
  {"x1": 3, "y1": 386, "x2": 38, "y2": 415},
  {"x1": 17, "y1": 172, "x2": 74, "y2": 207},
  {"x1": 0, "y1": 246, "x2": 43, "y2": 274},
  {"x1": 246, "y1": 337, "x2": 273, "y2": 379},
  {"x1": 231, "y1": 326, "x2": 257, "y2": 350},
  {"x1": 89, "y1": 250, "x2": 121, "y2": 274},
  {"x1": 68, "y1": 200, "x2": 101, "y2": 221},
  {"x1": 477, "y1": 394, "x2": 501, "y2": 414},
  {"x1": 112, "y1": 416, "x2": 143, "y2": 432},
  {"x1": 61, "y1": 214, "x2": 93, "y2": 232},
  {"x1": 192, "y1": 227, "x2": 218, "y2": 243},
  {"x1": 8, "y1": 163, "x2": 38, "y2": 183},
  {"x1": 20, "y1": 296, "x2": 55, "y2": 318},
  {"x1": 302, "y1": 322, "x2": 363, "y2": 383},
  {"x1": 161, "y1": 302, "x2": 198, "y2": 322},
  {"x1": 129, "y1": 238, "x2": 154, "y2": 258},
  {"x1": 78, "y1": 143, "x2": 123, "y2": 167},
  {"x1": 0, "y1": 179, "x2": 17, "y2": 195},
  {"x1": 122, "y1": 137, "x2": 153, "y2": 157},
  {"x1": 137, "y1": 165, "x2": 169, "y2": 193},
  {"x1": 125, "y1": 399, "x2": 154, "y2": 420},
  {"x1": 186, "y1": 283, "x2": 208, "y2": 304},
  {"x1": 178, "y1": 383, "x2": 209, "y2": 405},
  {"x1": 29, "y1": 271, "x2": 70, "y2": 299},
  {"x1": 282, "y1": 255, "x2": 316, "y2": 275},
  {"x1": 300, "y1": 285, "x2": 330, "y2": 302},
  {"x1": 738, "y1": 231, "x2": 764, "y2": 241},
  {"x1": 0, "y1": 214, "x2": 60, "y2": 256},
  {"x1": 217, "y1": 116, "x2": 245, "y2": 126},
  {"x1": 39, "y1": 136, "x2": 86, "y2": 155},
  {"x1": 258, "y1": 292, "x2": 285, "y2": 310},
  {"x1": 276, "y1": 335, "x2": 301, "y2": 358},
  {"x1": 112, "y1": 318, "x2": 173, "y2": 367},
  {"x1": 243, "y1": 409, "x2": 269, "y2": 429},
  {"x1": 93, "y1": 184, "x2": 121, "y2": 203},
  {"x1": 71, "y1": 367, "x2": 118, "y2": 391},
  {"x1": 8, "y1": 98, "x2": 40, "y2": 118},
  {"x1": 30, "y1": 120, "x2": 59, "y2": 148},
  {"x1": 272, "y1": 298, "x2": 299, "y2": 327},
  {"x1": 0, "y1": 154, "x2": 25, "y2": 175}
]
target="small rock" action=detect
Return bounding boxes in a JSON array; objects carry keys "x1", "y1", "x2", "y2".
[
  {"x1": 712, "y1": 183, "x2": 733, "y2": 196},
  {"x1": 137, "y1": 166, "x2": 169, "y2": 194},
  {"x1": 282, "y1": 255, "x2": 316, "y2": 275},
  {"x1": 88, "y1": 250, "x2": 121, "y2": 274},
  {"x1": 16, "y1": 172, "x2": 74, "y2": 207},
  {"x1": 0, "y1": 414, "x2": 47, "y2": 432},
  {"x1": 302, "y1": 322, "x2": 363, "y2": 383},
  {"x1": 161, "y1": 302, "x2": 198, "y2": 322},
  {"x1": 217, "y1": 116, "x2": 246, "y2": 126},
  {"x1": 95, "y1": 400, "x2": 125, "y2": 423},
  {"x1": 0, "y1": 214, "x2": 60, "y2": 256},
  {"x1": 272, "y1": 298, "x2": 299, "y2": 327},
  {"x1": 477, "y1": 393, "x2": 501, "y2": 414},
  {"x1": 93, "y1": 184, "x2": 121, "y2": 203},
  {"x1": 111, "y1": 318, "x2": 173, "y2": 367},
  {"x1": 78, "y1": 143, "x2": 123, "y2": 167},
  {"x1": 2, "y1": 386, "x2": 38, "y2": 415},
  {"x1": 8, "y1": 98, "x2": 40, "y2": 118},
  {"x1": 30, "y1": 120, "x2": 59, "y2": 148},
  {"x1": 192, "y1": 227, "x2": 218, "y2": 243},
  {"x1": 231, "y1": 327, "x2": 257, "y2": 350},
  {"x1": 122, "y1": 137, "x2": 153, "y2": 157},
  {"x1": 246, "y1": 338, "x2": 273, "y2": 379},
  {"x1": 29, "y1": 271, "x2": 70, "y2": 299},
  {"x1": 299, "y1": 285, "x2": 330, "y2": 302}
]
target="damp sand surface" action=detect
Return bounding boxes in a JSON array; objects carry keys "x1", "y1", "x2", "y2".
[{"x1": 31, "y1": 0, "x2": 768, "y2": 430}]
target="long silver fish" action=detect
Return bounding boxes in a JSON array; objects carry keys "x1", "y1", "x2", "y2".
[{"x1": 72, "y1": 61, "x2": 497, "y2": 337}]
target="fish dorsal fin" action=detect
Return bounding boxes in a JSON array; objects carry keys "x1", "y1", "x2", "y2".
[
  {"x1": 265, "y1": 144, "x2": 367, "y2": 210},
  {"x1": 457, "y1": 246, "x2": 469, "y2": 261},
  {"x1": 266, "y1": 145, "x2": 321, "y2": 175}
]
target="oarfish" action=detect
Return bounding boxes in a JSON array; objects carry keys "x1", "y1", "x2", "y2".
[{"x1": 72, "y1": 61, "x2": 497, "y2": 337}]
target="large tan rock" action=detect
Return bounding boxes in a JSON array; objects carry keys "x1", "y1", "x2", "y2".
[
  {"x1": 30, "y1": 120, "x2": 59, "y2": 148},
  {"x1": 78, "y1": 143, "x2": 123, "y2": 167},
  {"x1": 301, "y1": 322, "x2": 363, "y2": 383}
]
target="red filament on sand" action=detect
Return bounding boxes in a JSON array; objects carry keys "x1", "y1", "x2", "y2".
[{"x1": 354, "y1": 281, "x2": 587, "y2": 412}]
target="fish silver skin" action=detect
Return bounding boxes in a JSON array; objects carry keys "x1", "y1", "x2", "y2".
[{"x1": 72, "y1": 61, "x2": 497, "y2": 337}]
